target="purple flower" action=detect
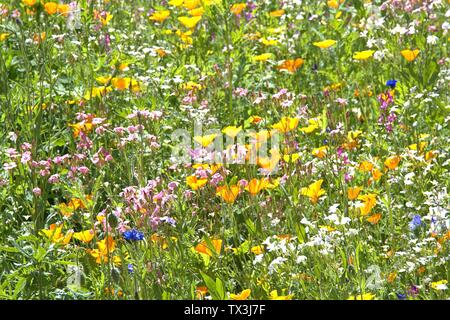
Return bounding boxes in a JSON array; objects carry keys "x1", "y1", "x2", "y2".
[
  {"x1": 408, "y1": 285, "x2": 419, "y2": 296},
  {"x1": 160, "y1": 216, "x2": 176, "y2": 226},
  {"x1": 409, "y1": 215, "x2": 422, "y2": 231}
]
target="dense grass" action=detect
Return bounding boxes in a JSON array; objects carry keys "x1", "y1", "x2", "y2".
[{"x1": 0, "y1": 0, "x2": 449, "y2": 300}]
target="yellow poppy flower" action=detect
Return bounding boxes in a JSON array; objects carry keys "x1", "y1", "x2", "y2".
[
  {"x1": 195, "y1": 239, "x2": 222, "y2": 257},
  {"x1": 367, "y1": 213, "x2": 382, "y2": 225},
  {"x1": 300, "y1": 117, "x2": 322, "y2": 133},
  {"x1": 347, "y1": 293, "x2": 375, "y2": 300},
  {"x1": 408, "y1": 142, "x2": 427, "y2": 152},
  {"x1": 44, "y1": 2, "x2": 58, "y2": 15},
  {"x1": 230, "y1": 3, "x2": 246, "y2": 15},
  {"x1": 301, "y1": 179, "x2": 326, "y2": 204},
  {"x1": 431, "y1": 280, "x2": 448, "y2": 290},
  {"x1": 269, "y1": 10, "x2": 285, "y2": 17},
  {"x1": 252, "y1": 53, "x2": 273, "y2": 62},
  {"x1": 84, "y1": 86, "x2": 112, "y2": 100},
  {"x1": 183, "y1": 0, "x2": 201, "y2": 9},
  {"x1": 23, "y1": 0, "x2": 36, "y2": 6},
  {"x1": 41, "y1": 224, "x2": 73, "y2": 245},
  {"x1": 384, "y1": 155, "x2": 401, "y2": 170},
  {"x1": 245, "y1": 178, "x2": 269, "y2": 196},
  {"x1": 257, "y1": 153, "x2": 280, "y2": 172},
  {"x1": 96, "y1": 76, "x2": 112, "y2": 85},
  {"x1": 169, "y1": 0, "x2": 184, "y2": 6},
  {"x1": 186, "y1": 175, "x2": 208, "y2": 190},
  {"x1": 272, "y1": 117, "x2": 300, "y2": 133},
  {"x1": 283, "y1": 153, "x2": 300, "y2": 163},
  {"x1": 347, "y1": 186, "x2": 361, "y2": 200},
  {"x1": 196, "y1": 286, "x2": 208, "y2": 299},
  {"x1": 312, "y1": 146, "x2": 328, "y2": 159},
  {"x1": 230, "y1": 289, "x2": 251, "y2": 300},
  {"x1": 251, "y1": 245, "x2": 264, "y2": 255},
  {"x1": 216, "y1": 185, "x2": 240, "y2": 203},
  {"x1": 181, "y1": 80, "x2": 202, "y2": 90},
  {"x1": 313, "y1": 39, "x2": 336, "y2": 49},
  {"x1": 353, "y1": 50, "x2": 375, "y2": 60},
  {"x1": 189, "y1": 7, "x2": 205, "y2": 16},
  {"x1": 269, "y1": 290, "x2": 293, "y2": 300},
  {"x1": 111, "y1": 77, "x2": 130, "y2": 90},
  {"x1": 277, "y1": 58, "x2": 304, "y2": 73},
  {"x1": 359, "y1": 161, "x2": 374, "y2": 172},
  {"x1": 99, "y1": 12, "x2": 113, "y2": 26},
  {"x1": 88, "y1": 236, "x2": 119, "y2": 264},
  {"x1": 149, "y1": 10, "x2": 171, "y2": 23},
  {"x1": 73, "y1": 229, "x2": 95, "y2": 243},
  {"x1": 57, "y1": 4, "x2": 70, "y2": 16},
  {"x1": 178, "y1": 16, "x2": 202, "y2": 29},
  {"x1": 222, "y1": 126, "x2": 242, "y2": 138},
  {"x1": 0, "y1": 33, "x2": 9, "y2": 42},
  {"x1": 371, "y1": 168, "x2": 383, "y2": 181},
  {"x1": 358, "y1": 194, "x2": 377, "y2": 216},
  {"x1": 260, "y1": 38, "x2": 279, "y2": 46},
  {"x1": 401, "y1": 49, "x2": 420, "y2": 62},
  {"x1": 194, "y1": 134, "x2": 218, "y2": 147}
]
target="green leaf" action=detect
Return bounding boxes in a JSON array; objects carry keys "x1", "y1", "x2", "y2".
[
  {"x1": 215, "y1": 278, "x2": 225, "y2": 300},
  {"x1": 13, "y1": 277, "x2": 26, "y2": 299},
  {"x1": 200, "y1": 272, "x2": 218, "y2": 300},
  {"x1": 0, "y1": 246, "x2": 20, "y2": 253}
]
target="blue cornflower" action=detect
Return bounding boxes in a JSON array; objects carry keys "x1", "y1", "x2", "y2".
[
  {"x1": 396, "y1": 293, "x2": 406, "y2": 300},
  {"x1": 127, "y1": 263, "x2": 134, "y2": 274},
  {"x1": 409, "y1": 215, "x2": 422, "y2": 231},
  {"x1": 123, "y1": 229, "x2": 144, "y2": 241},
  {"x1": 386, "y1": 79, "x2": 397, "y2": 88}
]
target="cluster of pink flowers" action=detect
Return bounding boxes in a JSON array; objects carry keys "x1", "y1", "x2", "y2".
[{"x1": 119, "y1": 179, "x2": 178, "y2": 231}]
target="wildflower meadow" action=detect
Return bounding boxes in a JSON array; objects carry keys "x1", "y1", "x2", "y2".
[{"x1": 0, "y1": 0, "x2": 449, "y2": 301}]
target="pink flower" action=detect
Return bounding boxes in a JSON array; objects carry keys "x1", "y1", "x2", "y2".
[
  {"x1": 238, "y1": 179, "x2": 248, "y2": 187},
  {"x1": 5, "y1": 148, "x2": 19, "y2": 159},
  {"x1": 114, "y1": 127, "x2": 126, "y2": 135},
  {"x1": 336, "y1": 98, "x2": 348, "y2": 106},
  {"x1": 78, "y1": 166, "x2": 90, "y2": 175},
  {"x1": 32, "y1": 187, "x2": 42, "y2": 196},
  {"x1": 21, "y1": 143, "x2": 32, "y2": 151},
  {"x1": 21, "y1": 151, "x2": 32, "y2": 164},
  {"x1": 39, "y1": 169, "x2": 50, "y2": 176},
  {"x1": 168, "y1": 181, "x2": 178, "y2": 191},
  {"x1": 3, "y1": 162, "x2": 17, "y2": 170},
  {"x1": 92, "y1": 147, "x2": 113, "y2": 167},
  {"x1": 48, "y1": 174, "x2": 60, "y2": 184}
]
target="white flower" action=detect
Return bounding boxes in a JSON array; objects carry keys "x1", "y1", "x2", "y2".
[
  {"x1": 373, "y1": 50, "x2": 386, "y2": 61},
  {"x1": 427, "y1": 35, "x2": 439, "y2": 45},
  {"x1": 404, "y1": 172, "x2": 415, "y2": 185},
  {"x1": 253, "y1": 254, "x2": 264, "y2": 265},
  {"x1": 296, "y1": 256, "x2": 307, "y2": 264},
  {"x1": 268, "y1": 257, "x2": 287, "y2": 274},
  {"x1": 328, "y1": 204, "x2": 340, "y2": 214}
]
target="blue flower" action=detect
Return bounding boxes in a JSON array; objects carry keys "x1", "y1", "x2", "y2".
[
  {"x1": 386, "y1": 79, "x2": 397, "y2": 88},
  {"x1": 127, "y1": 263, "x2": 134, "y2": 274},
  {"x1": 409, "y1": 215, "x2": 422, "y2": 231},
  {"x1": 123, "y1": 229, "x2": 144, "y2": 241},
  {"x1": 396, "y1": 293, "x2": 406, "y2": 300}
]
